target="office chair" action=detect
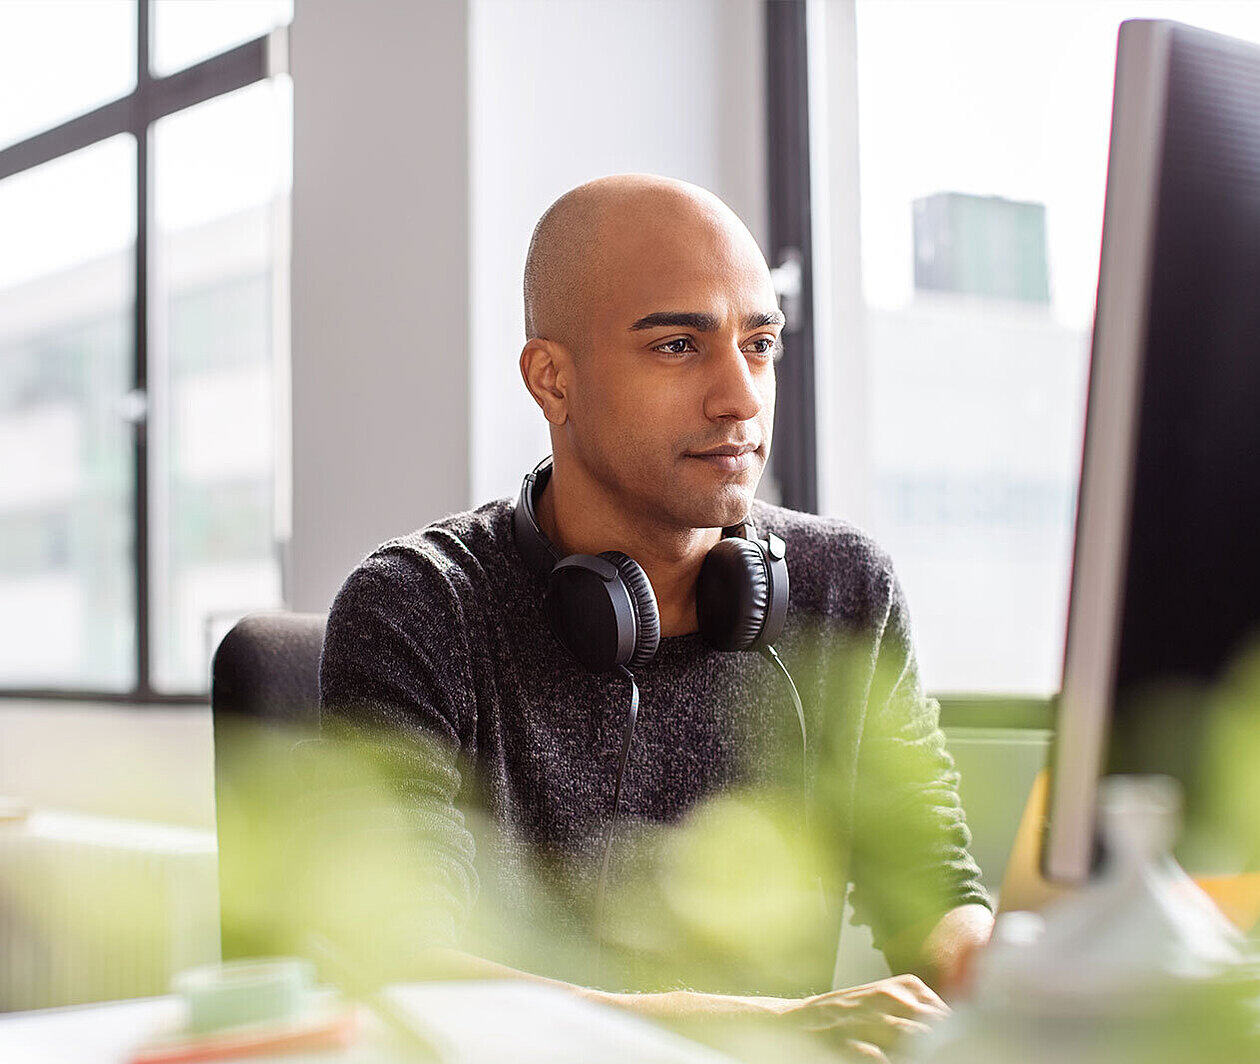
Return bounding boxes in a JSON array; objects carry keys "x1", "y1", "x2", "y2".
[
  {"x1": 210, "y1": 611, "x2": 327, "y2": 730},
  {"x1": 210, "y1": 611, "x2": 328, "y2": 959}
]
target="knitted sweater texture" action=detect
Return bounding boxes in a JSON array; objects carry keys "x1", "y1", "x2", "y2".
[{"x1": 318, "y1": 494, "x2": 991, "y2": 993}]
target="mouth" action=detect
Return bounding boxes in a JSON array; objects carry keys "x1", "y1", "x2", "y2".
[{"x1": 684, "y1": 443, "x2": 759, "y2": 473}]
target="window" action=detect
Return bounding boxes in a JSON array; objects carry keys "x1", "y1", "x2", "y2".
[
  {"x1": 0, "y1": 1, "x2": 292, "y2": 700},
  {"x1": 805, "y1": 0, "x2": 1260, "y2": 701},
  {"x1": 0, "y1": 137, "x2": 136, "y2": 690}
]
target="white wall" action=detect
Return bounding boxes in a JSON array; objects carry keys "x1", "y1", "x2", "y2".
[
  {"x1": 285, "y1": 0, "x2": 771, "y2": 608},
  {"x1": 469, "y1": 0, "x2": 769, "y2": 503},
  {"x1": 0, "y1": 702, "x2": 214, "y2": 829},
  {"x1": 287, "y1": 0, "x2": 472, "y2": 614}
]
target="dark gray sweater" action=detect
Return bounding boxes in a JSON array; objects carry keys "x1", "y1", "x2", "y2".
[{"x1": 318, "y1": 494, "x2": 990, "y2": 994}]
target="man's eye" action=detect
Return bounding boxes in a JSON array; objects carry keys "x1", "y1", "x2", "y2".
[
  {"x1": 745, "y1": 337, "x2": 780, "y2": 357},
  {"x1": 655, "y1": 337, "x2": 696, "y2": 356}
]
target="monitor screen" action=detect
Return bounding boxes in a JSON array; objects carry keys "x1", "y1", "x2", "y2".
[{"x1": 1044, "y1": 19, "x2": 1260, "y2": 883}]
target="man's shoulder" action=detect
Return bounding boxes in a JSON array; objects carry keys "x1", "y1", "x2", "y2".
[
  {"x1": 378, "y1": 496, "x2": 516, "y2": 569},
  {"x1": 331, "y1": 497, "x2": 518, "y2": 613},
  {"x1": 750, "y1": 499, "x2": 896, "y2": 625}
]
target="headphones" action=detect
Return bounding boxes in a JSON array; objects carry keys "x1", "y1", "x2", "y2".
[
  {"x1": 512, "y1": 454, "x2": 790, "y2": 672},
  {"x1": 511, "y1": 454, "x2": 806, "y2": 959}
]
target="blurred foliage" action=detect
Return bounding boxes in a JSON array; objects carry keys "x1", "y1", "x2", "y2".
[
  {"x1": 212, "y1": 719, "x2": 834, "y2": 1058},
  {"x1": 20, "y1": 624, "x2": 1260, "y2": 1057},
  {"x1": 215, "y1": 716, "x2": 842, "y2": 987},
  {"x1": 1202, "y1": 634, "x2": 1260, "y2": 874},
  {"x1": 209, "y1": 624, "x2": 1260, "y2": 1059},
  {"x1": 211, "y1": 627, "x2": 1000, "y2": 1059}
]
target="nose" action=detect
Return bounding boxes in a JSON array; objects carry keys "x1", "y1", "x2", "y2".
[{"x1": 703, "y1": 342, "x2": 768, "y2": 424}]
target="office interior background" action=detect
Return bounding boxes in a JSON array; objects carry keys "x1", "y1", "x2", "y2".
[{"x1": 3, "y1": 0, "x2": 1260, "y2": 1010}]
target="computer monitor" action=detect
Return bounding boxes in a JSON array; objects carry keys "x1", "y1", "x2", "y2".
[{"x1": 1043, "y1": 19, "x2": 1260, "y2": 884}]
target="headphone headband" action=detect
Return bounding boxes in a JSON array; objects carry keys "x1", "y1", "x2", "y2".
[{"x1": 513, "y1": 455, "x2": 561, "y2": 575}]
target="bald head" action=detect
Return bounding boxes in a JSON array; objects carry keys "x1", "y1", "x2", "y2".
[
  {"x1": 522, "y1": 175, "x2": 768, "y2": 348},
  {"x1": 518, "y1": 173, "x2": 781, "y2": 535}
]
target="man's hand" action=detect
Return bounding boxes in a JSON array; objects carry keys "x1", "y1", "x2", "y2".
[{"x1": 779, "y1": 974, "x2": 949, "y2": 1061}]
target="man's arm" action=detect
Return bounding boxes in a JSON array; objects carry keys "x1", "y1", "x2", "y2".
[
  {"x1": 313, "y1": 546, "x2": 952, "y2": 1058},
  {"x1": 316, "y1": 548, "x2": 803, "y2": 1012},
  {"x1": 416, "y1": 942, "x2": 952, "y2": 1063},
  {"x1": 313, "y1": 548, "x2": 481, "y2": 966},
  {"x1": 412, "y1": 945, "x2": 791, "y2": 1017},
  {"x1": 846, "y1": 566, "x2": 994, "y2": 985}
]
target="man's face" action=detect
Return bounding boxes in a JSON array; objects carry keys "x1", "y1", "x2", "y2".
[{"x1": 564, "y1": 209, "x2": 781, "y2": 531}]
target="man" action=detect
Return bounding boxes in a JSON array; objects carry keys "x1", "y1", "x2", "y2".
[{"x1": 319, "y1": 174, "x2": 992, "y2": 1059}]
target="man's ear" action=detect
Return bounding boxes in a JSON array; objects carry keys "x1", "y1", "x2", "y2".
[{"x1": 519, "y1": 338, "x2": 572, "y2": 426}]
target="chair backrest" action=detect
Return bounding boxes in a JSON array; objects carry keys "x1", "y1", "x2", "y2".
[
  {"x1": 210, "y1": 611, "x2": 328, "y2": 730},
  {"x1": 210, "y1": 611, "x2": 327, "y2": 960}
]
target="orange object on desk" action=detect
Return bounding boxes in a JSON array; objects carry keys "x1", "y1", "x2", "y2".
[
  {"x1": 1193, "y1": 872, "x2": 1260, "y2": 932},
  {"x1": 126, "y1": 1006, "x2": 359, "y2": 1064}
]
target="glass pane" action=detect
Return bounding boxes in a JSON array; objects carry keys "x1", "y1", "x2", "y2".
[
  {"x1": 0, "y1": 135, "x2": 136, "y2": 690},
  {"x1": 0, "y1": 2, "x2": 135, "y2": 150},
  {"x1": 845, "y1": 0, "x2": 1260, "y2": 696},
  {"x1": 150, "y1": 77, "x2": 291, "y2": 692},
  {"x1": 151, "y1": 0, "x2": 292, "y2": 76}
]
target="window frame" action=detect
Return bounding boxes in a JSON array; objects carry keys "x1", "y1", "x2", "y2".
[
  {"x1": 0, "y1": 2, "x2": 287, "y2": 705},
  {"x1": 765, "y1": 0, "x2": 820, "y2": 516}
]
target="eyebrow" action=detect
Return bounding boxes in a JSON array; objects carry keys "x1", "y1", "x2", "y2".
[
  {"x1": 628, "y1": 309, "x2": 787, "y2": 332},
  {"x1": 743, "y1": 310, "x2": 787, "y2": 330}
]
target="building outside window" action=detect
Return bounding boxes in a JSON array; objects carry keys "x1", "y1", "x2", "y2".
[{"x1": 811, "y1": 0, "x2": 1260, "y2": 700}]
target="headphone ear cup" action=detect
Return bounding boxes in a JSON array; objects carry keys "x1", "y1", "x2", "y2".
[
  {"x1": 599, "y1": 551, "x2": 660, "y2": 670},
  {"x1": 696, "y1": 537, "x2": 771, "y2": 651}
]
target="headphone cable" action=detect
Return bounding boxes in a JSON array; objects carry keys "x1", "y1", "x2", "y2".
[
  {"x1": 595, "y1": 665, "x2": 639, "y2": 949},
  {"x1": 593, "y1": 653, "x2": 810, "y2": 977},
  {"x1": 760, "y1": 645, "x2": 833, "y2": 921},
  {"x1": 760, "y1": 644, "x2": 810, "y2": 813}
]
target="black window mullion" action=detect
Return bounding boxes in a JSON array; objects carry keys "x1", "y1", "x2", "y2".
[
  {"x1": 765, "y1": 0, "x2": 818, "y2": 514},
  {"x1": 0, "y1": 98, "x2": 133, "y2": 183},
  {"x1": 133, "y1": 0, "x2": 152, "y2": 697},
  {"x1": 0, "y1": 37, "x2": 271, "y2": 183}
]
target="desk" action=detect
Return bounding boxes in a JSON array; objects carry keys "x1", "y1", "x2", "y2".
[{"x1": 0, "y1": 980, "x2": 737, "y2": 1064}]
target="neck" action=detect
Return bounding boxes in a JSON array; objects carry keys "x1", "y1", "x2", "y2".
[{"x1": 535, "y1": 458, "x2": 722, "y2": 638}]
